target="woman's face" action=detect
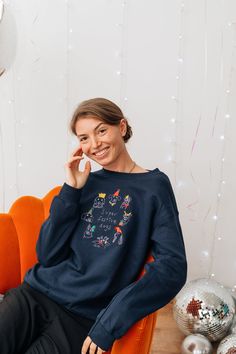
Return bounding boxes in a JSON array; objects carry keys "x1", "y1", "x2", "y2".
[{"x1": 75, "y1": 115, "x2": 127, "y2": 166}]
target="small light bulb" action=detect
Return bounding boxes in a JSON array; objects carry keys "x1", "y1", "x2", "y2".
[
  {"x1": 115, "y1": 50, "x2": 121, "y2": 57},
  {"x1": 218, "y1": 237, "x2": 222, "y2": 241},
  {"x1": 116, "y1": 70, "x2": 121, "y2": 75},
  {"x1": 226, "y1": 89, "x2": 230, "y2": 93},
  {"x1": 18, "y1": 144, "x2": 22, "y2": 148},
  {"x1": 222, "y1": 180, "x2": 226, "y2": 184},
  {"x1": 220, "y1": 135, "x2": 225, "y2": 140},
  {"x1": 69, "y1": 28, "x2": 73, "y2": 33},
  {"x1": 178, "y1": 58, "x2": 183, "y2": 63},
  {"x1": 211, "y1": 273, "x2": 215, "y2": 277},
  {"x1": 176, "y1": 75, "x2": 180, "y2": 80},
  {"x1": 217, "y1": 193, "x2": 221, "y2": 198},
  {"x1": 124, "y1": 97, "x2": 128, "y2": 101},
  {"x1": 171, "y1": 118, "x2": 176, "y2": 123},
  {"x1": 202, "y1": 250, "x2": 209, "y2": 257},
  {"x1": 178, "y1": 35, "x2": 183, "y2": 40},
  {"x1": 177, "y1": 180, "x2": 183, "y2": 187},
  {"x1": 18, "y1": 162, "x2": 22, "y2": 167},
  {"x1": 225, "y1": 114, "x2": 230, "y2": 118},
  {"x1": 171, "y1": 95, "x2": 177, "y2": 100}
]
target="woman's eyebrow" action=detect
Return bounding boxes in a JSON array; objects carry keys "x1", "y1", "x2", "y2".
[{"x1": 77, "y1": 122, "x2": 105, "y2": 137}]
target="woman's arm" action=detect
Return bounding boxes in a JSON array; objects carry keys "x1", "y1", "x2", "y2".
[
  {"x1": 36, "y1": 182, "x2": 83, "y2": 267},
  {"x1": 87, "y1": 175, "x2": 188, "y2": 352}
]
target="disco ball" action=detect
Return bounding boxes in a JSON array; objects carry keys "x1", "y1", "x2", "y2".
[
  {"x1": 173, "y1": 278, "x2": 235, "y2": 342},
  {"x1": 181, "y1": 333, "x2": 213, "y2": 354},
  {"x1": 228, "y1": 315, "x2": 236, "y2": 335},
  {"x1": 216, "y1": 334, "x2": 236, "y2": 353}
]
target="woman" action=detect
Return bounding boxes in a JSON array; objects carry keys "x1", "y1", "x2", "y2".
[{"x1": 0, "y1": 97, "x2": 187, "y2": 354}]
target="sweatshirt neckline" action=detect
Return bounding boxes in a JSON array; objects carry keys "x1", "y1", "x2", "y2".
[{"x1": 97, "y1": 167, "x2": 160, "y2": 178}]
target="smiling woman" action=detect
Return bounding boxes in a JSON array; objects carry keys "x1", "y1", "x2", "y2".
[
  {"x1": 0, "y1": 97, "x2": 187, "y2": 354},
  {"x1": 69, "y1": 97, "x2": 140, "y2": 174}
]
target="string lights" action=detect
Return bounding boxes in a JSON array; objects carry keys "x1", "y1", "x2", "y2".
[
  {"x1": 116, "y1": 1, "x2": 128, "y2": 112},
  {"x1": 169, "y1": 1, "x2": 185, "y2": 190},
  {"x1": 1, "y1": 0, "x2": 236, "y2": 294},
  {"x1": 66, "y1": 0, "x2": 74, "y2": 157}
]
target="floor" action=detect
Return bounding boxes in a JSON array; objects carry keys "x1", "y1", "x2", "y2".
[{"x1": 150, "y1": 300, "x2": 219, "y2": 354}]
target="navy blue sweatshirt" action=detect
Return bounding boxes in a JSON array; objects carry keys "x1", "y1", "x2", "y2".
[{"x1": 24, "y1": 167, "x2": 187, "y2": 351}]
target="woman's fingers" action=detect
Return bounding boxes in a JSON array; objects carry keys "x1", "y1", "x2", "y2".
[
  {"x1": 84, "y1": 160, "x2": 91, "y2": 174},
  {"x1": 65, "y1": 156, "x2": 84, "y2": 168},
  {"x1": 71, "y1": 146, "x2": 83, "y2": 156},
  {"x1": 68, "y1": 156, "x2": 84, "y2": 163}
]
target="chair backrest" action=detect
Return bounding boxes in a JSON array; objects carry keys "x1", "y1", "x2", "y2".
[{"x1": 0, "y1": 186, "x2": 157, "y2": 354}]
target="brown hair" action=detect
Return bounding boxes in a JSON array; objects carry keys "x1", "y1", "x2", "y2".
[{"x1": 69, "y1": 97, "x2": 133, "y2": 143}]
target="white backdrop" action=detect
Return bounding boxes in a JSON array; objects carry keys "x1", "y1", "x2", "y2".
[{"x1": 0, "y1": 0, "x2": 236, "y2": 291}]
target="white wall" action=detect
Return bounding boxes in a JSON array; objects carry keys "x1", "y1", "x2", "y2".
[{"x1": 0, "y1": 0, "x2": 236, "y2": 290}]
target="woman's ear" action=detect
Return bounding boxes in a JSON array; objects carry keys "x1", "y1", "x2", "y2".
[{"x1": 120, "y1": 119, "x2": 127, "y2": 137}]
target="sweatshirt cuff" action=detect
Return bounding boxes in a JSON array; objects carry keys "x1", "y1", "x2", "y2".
[
  {"x1": 88, "y1": 321, "x2": 115, "y2": 352},
  {"x1": 58, "y1": 182, "x2": 82, "y2": 204}
]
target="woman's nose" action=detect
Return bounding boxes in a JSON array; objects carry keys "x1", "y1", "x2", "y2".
[{"x1": 90, "y1": 136, "x2": 101, "y2": 149}]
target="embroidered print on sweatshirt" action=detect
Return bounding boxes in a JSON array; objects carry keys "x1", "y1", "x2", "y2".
[{"x1": 81, "y1": 188, "x2": 132, "y2": 248}]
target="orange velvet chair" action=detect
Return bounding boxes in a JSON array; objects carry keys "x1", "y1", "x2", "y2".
[{"x1": 0, "y1": 185, "x2": 158, "y2": 354}]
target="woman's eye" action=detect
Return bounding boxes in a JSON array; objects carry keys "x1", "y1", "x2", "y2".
[{"x1": 79, "y1": 129, "x2": 106, "y2": 142}]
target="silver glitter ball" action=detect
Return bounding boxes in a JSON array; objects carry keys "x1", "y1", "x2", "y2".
[
  {"x1": 173, "y1": 278, "x2": 235, "y2": 342},
  {"x1": 228, "y1": 315, "x2": 236, "y2": 335},
  {"x1": 226, "y1": 287, "x2": 236, "y2": 307},
  {"x1": 216, "y1": 334, "x2": 236, "y2": 353},
  {"x1": 181, "y1": 333, "x2": 213, "y2": 354}
]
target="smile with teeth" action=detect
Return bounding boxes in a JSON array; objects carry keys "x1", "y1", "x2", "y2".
[{"x1": 94, "y1": 147, "x2": 110, "y2": 157}]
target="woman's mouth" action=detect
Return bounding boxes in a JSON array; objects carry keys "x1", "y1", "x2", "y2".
[{"x1": 93, "y1": 147, "x2": 110, "y2": 158}]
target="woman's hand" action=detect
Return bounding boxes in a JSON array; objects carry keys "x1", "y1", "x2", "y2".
[
  {"x1": 81, "y1": 336, "x2": 106, "y2": 354},
  {"x1": 64, "y1": 146, "x2": 91, "y2": 189}
]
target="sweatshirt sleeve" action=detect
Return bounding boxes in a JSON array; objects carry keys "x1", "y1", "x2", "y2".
[
  {"x1": 87, "y1": 174, "x2": 188, "y2": 351},
  {"x1": 36, "y1": 182, "x2": 82, "y2": 267}
]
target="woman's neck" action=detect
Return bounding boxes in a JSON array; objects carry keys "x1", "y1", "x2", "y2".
[{"x1": 102, "y1": 150, "x2": 135, "y2": 173}]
